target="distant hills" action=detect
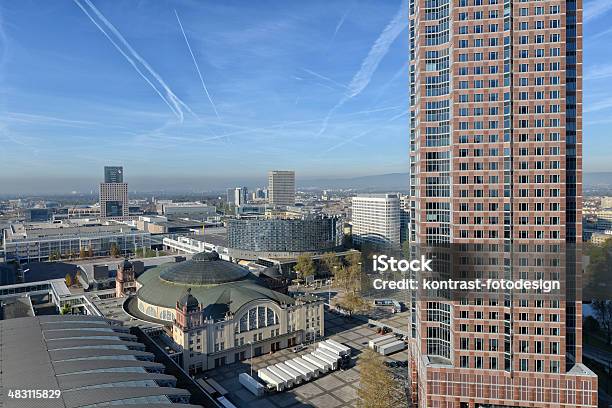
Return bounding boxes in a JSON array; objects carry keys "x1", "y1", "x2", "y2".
[
  {"x1": 299, "y1": 173, "x2": 409, "y2": 192},
  {"x1": 584, "y1": 173, "x2": 612, "y2": 187}
]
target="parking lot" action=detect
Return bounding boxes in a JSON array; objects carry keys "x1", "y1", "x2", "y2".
[{"x1": 197, "y1": 310, "x2": 409, "y2": 408}]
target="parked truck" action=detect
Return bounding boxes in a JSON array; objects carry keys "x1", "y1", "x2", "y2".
[
  {"x1": 378, "y1": 339, "x2": 406, "y2": 356},
  {"x1": 372, "y1": 336, "x2": 402, "y2": 353},
  {"x1": 285, "y1": 359, "x2": 314, "y2": 381},
  {"x1": 292, "y1": 357, "x2": 321, "y2": 377},
  {"x1": 312, "y1": 350, "x2": 338, "y2": 370},
  {"x1": 275, "y1": 363, "x2": 304, "y2": 384},
  {"x1": 368, "y1": 334, "x2": 396, "y2": 349},
  {"x1": 324, "y1": 339, "x2": 351, "y2": 356},
  {"x1": 267, "y1": 365, "x2": 295, "y2": 388},
  {"x1": 303, "y1": 353, "x2": 331, "y2": 372},
  {"x1": 238, "y1": 372, "x2": 265, "y2": 397},
  {"x1": 257, "y1": 368, "x2": 285, "y2": 392}
]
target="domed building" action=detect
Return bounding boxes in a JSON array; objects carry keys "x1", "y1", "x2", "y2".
[{"x1": 125, "y1": 252, "x2": 324, "y2": 373}]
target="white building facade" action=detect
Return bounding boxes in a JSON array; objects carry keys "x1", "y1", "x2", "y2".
[{"x1": 351, "y1": 194, "x2": 401, "y2": 248}]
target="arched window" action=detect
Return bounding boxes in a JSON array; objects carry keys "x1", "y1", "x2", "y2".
[
  {"x1": 236, "y1": 306, "x2": 279, "y2": 333},
  {"x1": 159, "y1": 309, "x2": 174, "y2": 321},
  {"x1": 146, "y1": 306, "x2": 156, "y2": 317}
]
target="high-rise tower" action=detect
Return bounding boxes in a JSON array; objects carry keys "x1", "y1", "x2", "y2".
[
  {"x1": 268, "y1": 170, "x2": 295, "y2": 207},
  {"x1": 408, "y1": 0, "x2": 595, "y2": 406},
  {"x1": 100, "y1": 166, "x2": 128, "y2": 220}
]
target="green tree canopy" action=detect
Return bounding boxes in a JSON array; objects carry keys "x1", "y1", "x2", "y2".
[{"x1": 293, "y1": 254, "x2": 316, "y2": 279}]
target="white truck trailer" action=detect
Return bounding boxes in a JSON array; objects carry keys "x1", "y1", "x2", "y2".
[
  {"x1": 238, "y1": 372, "x2": 265, "y2": 397},
  {"x1": 292, "y1": 357, "x2": 321, "y2": 377},
  {"x1": 303, "y1": 353, "x2": 331, "y2": 372},
  {"x1": 275, "y1": 363, "x2": 304, "y2": 384},
  {"x1": 324, "y1": 339, "x2": 351, "y2": 356},
  {"x1": 372, "y1": 336, "x2": 402, "y2": 353},
  {"x1": 318, "y1": 341, "x2": 344, "y2": 357},
  {"x1": 368, "y1": 334, "x2": 396, "y2": 350},
  {"x1": 317, "y1": 347, "x2": 341, "y2": 363},
  {"x1": 267, "y1": 365, "x2": 295, "y2": 388},
  {"x1": 285, "y1": 359, "x2": 314, "y2": 381},
  {"x1": 257, "y1": 367, "x2": 285, "y2": 392},
  {"x1": 378, "y1": 339, "x2": 406, "y2": 356},
  {"x1": 312, "y1": 350, "x2": 338, "y2": 370}
]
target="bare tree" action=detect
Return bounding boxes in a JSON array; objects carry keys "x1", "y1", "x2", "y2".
[{"x1": 357, "y1": 348, "x2": 405, "y2": 408}]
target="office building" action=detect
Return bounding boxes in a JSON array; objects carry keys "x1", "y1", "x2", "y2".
[
  {"x1": 268, "y1": 170, "x2": 295, "y2": 207},
  {"x1": 408, "y1": 0, "x2": 595, "y2": 407},
  {"x1": 2, "y1": 220, "x2": 150, "y2": 263},
  {"x1": 234, "y1": 187, "x2": 248, "y2": 206},
  {"x1": 351, "y1": 194, "x2": 400, "y2": 248},
  {"x1": 100, "y1": 166, "x2": 128, "y2": 220},
  {"x1": 24, "y1": 208, "x2": 53, "y2": 222},
  {"x1": 124, "y1": 252, "x2": 324, "y2": 373},
  {"x1": 159, "y1": 202, "x2": 217, "y2": 220},
  {"x1": 227, "y1": 216, "x2": 343, "y2": 260},
  {"x1": 400, "y1": 194, "x2": 410, "y2": 244},
  {"x1": 226, "y1": 187, "x2": 248, "y2": 206}
]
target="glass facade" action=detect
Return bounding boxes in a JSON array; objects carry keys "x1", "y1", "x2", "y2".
[{"x1": 227, "y1": 217, "x2": 342, "y2": 253}]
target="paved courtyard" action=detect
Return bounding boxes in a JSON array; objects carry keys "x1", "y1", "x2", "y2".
[{"x1": 197, "y1": 310, "x2": 409, "y2": 408}]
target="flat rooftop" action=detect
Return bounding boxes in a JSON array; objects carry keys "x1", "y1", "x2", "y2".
[
  {"x1": 0, "y1": 315, "x2": 200, "y2": 408},
  {"x1": 5, "y1": 221, "x2": 143, "y2": 242}
]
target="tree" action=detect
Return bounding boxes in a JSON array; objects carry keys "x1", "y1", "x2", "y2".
[
  {"x1": 65, "y1": 273, "x2": 72, "y2": 287},
  {"x1": 321, "y1": 252, "x2": 340, "y2": 277},
  {"x1": 345, "y1": 251, "x2": 362, "y2": 268},
  {"x1": 87, "y1": 246, "x2": 93, "y2": 258},
  {"x1": 110, "y1": 243, "x2": 120, "y2": 258},
  {"x1": 357, "y1": 348, "x2": 405, "y2": 408},
  {"x1": 60, "y1": 304, "x2": 71, "y2": 315},
  {"x1": 79, "y1": 247, "x2": 87, "y2": 259},
  {"x1": 293, "y1": 254, "x2": 316, "y2": 280},
  {"x1": 335, "y1": 292, "x2": 371, "y2": 315},
  {"x1": 592, "y1": 300, "x2": 612, "y2": 344},
  {"x1": 402, "y1": 240, "x2": 411, "y2": 259}
]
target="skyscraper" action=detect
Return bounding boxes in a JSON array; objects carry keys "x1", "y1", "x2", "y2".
[
  {"x1": 408, "y1": 0, "x2": 595, "y2": 406},
  {"x1": 234, "y1": 186, "x2": 248, "y2": 206},
  {"x1": 268, "y1": 170, "x2": 295, "y2": 207},
  {"x1": 100, "y1": 166, "x2": 128, "y2": 220},
  {"x1": 351, "y1": 194, "x2": 401, "y2": 248}
]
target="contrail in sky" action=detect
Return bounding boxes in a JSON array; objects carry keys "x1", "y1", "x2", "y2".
[
  {"x1": 174, "y1": 9, "x2": 220, "y2": 120},
  {"x1": 320, "y1": 109, "x2": 408, "y2": 155},
  {"x1": 331, "y1": 6, "x2": 351, "y2": 43},
  {"x1": 74, "y1": 0, "x2": 194, "y2": 122},
  {"x1": 317, "y1": 0, "x2": 408, "y2": 136},
  {"x1": 301, "y1": 68, "x2": 348, "y2": 90}
]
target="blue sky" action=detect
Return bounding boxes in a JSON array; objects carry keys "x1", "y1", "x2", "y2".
[
  {"x1": 0, "y1": 0, "x2": 408, "y2": 193},
  {"x1": 0, "y1": 0, "x2": 611, "y2": 194}
]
